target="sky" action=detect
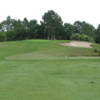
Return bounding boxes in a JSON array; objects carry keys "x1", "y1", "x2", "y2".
[{"x1": 0, "y1": 0, "x2": 100, "y2": 28}]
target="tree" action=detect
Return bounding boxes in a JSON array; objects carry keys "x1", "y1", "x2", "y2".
[
  {"x1": 42, "y1": 10, "x2": 64, "y2": 40},
  {"x1": 74, "y1": 21, "x2": 95, "y2": 41},
  {"x1": 95, "y1": 24, "x2": 100, "y2": 43},
  {"x1": 28, "y1": 20, "x2": 39, "y2": 39},
  {"x1": 64, "y1": 23, "x2": 75, "y2": 40},
  {"x1": 0, "y1": 12, "x2": 98, "y2": 42},
  {"x1": 81, "y1": 21, "x2": 95, "y2": 37},
  {"x1": 74, "y1": 21, "x2": 82, "y2": 33},
  {"x1": 38, "y1": 21, "x2": 47, "y2": 39},
  {"x1": 11, "y1": 19, "x2": 29, "y2": 40},
  {"x1": 23, "y1": 18, "x2": 30, "y2": 30},
  {"x1": 0, "y1": 16, "x2": 13, "y2": 32}
]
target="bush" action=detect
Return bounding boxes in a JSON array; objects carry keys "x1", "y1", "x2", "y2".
[
  {"x1": 6, "y1": 31, "x2": 16, "y2": 41},
  {"x1": 0, "y1": 32, "x2": 6, "y2": 41},
  {"x1": 71, "y1": 33, "x2": 94, "y2": 42}
]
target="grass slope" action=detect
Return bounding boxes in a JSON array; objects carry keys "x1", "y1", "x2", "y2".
[{"x1": 0, "y1": 40, "x2": 100, "y2": 100}]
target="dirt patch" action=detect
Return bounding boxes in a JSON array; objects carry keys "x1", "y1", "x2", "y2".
[{"x1": 60, "y1": 41, "x2": 92, "y2": 48}]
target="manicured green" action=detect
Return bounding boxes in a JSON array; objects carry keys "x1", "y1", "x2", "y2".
[{"x1": 0, "y1": 40, "x2": 100, "y2": 100}]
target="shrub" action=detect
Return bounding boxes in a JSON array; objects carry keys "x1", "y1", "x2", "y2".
[
  {"x1": 0, "y1": 32, "x2": 6, "y2": 41},
  {"x1": 71, "y1": 33, "x2": 94, "y2": 42}
]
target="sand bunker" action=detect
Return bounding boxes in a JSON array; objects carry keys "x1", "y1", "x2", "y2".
[{"x1": 60, "y1": 41, "x2": 92, "y2": 48}]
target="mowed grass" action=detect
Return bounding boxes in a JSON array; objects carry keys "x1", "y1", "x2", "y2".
[{"x1": 0, "y1": 39, "x2": 100, "y2": 100}]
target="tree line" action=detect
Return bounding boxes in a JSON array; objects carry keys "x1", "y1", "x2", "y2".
[{"x1": 0, "y1": 10, "x2": 100, "y2": 43}]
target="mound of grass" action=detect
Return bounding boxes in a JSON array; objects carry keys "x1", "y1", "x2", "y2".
[{"x1": 0, "y1": 39, "x2": 99, "y2": 61}]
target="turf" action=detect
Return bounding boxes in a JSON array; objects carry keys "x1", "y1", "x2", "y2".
[{"x1": 0, "y1": 40, "x2": 100, "y2": 100}]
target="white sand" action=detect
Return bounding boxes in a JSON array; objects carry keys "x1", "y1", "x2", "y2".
[{"x1": 60, "y1": 41, "x2": 92, "y2": 48}]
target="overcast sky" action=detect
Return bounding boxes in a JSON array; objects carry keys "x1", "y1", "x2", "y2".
[{"x1": 0, "y1": 0, "x2": 100, "y2": 27}]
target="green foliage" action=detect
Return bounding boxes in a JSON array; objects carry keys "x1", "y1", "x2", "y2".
[
  {"x1": 0, "y1": 32, "x2": 6, "y2": 41},
  {"x1": 74, "y1": 21, "x2": 95, "y2": 41},
  {"x1": 6, "y1": 31, "x2": 16, "y2": 41},
  {"x1": 82, "y1": 21, "x2": 95, "y2": 36},
  {"x1": 74, "y1": 21, "x2": 95, "y2": 36},
  {"x1": 63, "y1": 23, "x2": 74, "y2": 40},
  {"x1": 42, "y1": 10, "x2": 64, "y2": 40},
  {"x1": 71, "y1": 33, "x2": 94, "y2": 42},
  {"x1": 95, "y1": 24, "x2": 100, "y2": 43},
  {"x1": 0, "y1": 10, "x2": 98, "y2": 42},
  {"x1": 29, "y1": 20, "x2": 40, "y2": 38}
]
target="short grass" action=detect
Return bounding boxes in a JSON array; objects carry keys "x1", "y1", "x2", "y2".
[{"x1": 0, "y1": 39, "x2": 100, "y2": 100}]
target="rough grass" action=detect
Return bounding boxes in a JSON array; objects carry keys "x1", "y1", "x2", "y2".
[{"x1": 0, "y1": 39, "x2": 100, "y2": 100}]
